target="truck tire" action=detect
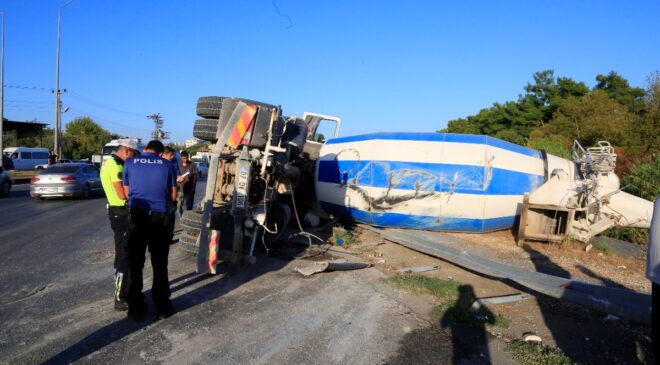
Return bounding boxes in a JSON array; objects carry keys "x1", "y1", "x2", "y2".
[
  {"x1": 196, "y1": 96, "x2": 225, "y2": 119},
  {"x1": 178, "y1": 232, "x2": 199, "y2": 256},
  {"x1": 193, "y1": 118, "x2": 230, "y2": 142},
  {"x1": 181, "y1": 210, "x2": 203, "y2": 228},
  {"x1": 193, "y1": 119, "x2": 219, "y2": 142}
]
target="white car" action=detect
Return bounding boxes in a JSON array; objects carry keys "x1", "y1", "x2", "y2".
[{"x1": 35, "y1": 159, "x2": 73, "y2": 169}]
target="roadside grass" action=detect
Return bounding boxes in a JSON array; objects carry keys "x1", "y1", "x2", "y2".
[
  {"x1": 603, "y1": 226, "x2": 649, "y2": 246},
  {"x1": 331, "y1": 226, "x2": 358, "y2": 247},
  {"x1": 507, "y1": 340, "x2": 576, "y2": 365},
  {"x1": 385, "y1": 274, "x2": 510, "y2": 329},
  {"x1": 592, "y1": 241, "x2": 611, "y2": 255}
]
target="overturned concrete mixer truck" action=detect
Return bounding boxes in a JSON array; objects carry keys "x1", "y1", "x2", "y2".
[{"x1": 179, "y1": 96, "x2": 654, "y2": 273}]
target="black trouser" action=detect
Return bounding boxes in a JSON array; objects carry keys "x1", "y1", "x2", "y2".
[
  {"x1": 108, "y1": 206, "x2": 130, "y2": 303},
  {"x1": 653, "y1": 282, "x2": 659, "y2": 364},
  {"x1": 127, "y1": 208, "x2": 172, "y2": 312}
]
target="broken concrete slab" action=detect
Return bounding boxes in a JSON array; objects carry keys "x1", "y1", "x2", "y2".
[
  {"x1": 398, "y1": 264, "x2": 440, "y2": 274},
  {"x1": 294, "y1": 260, "x2": 372, "y2": 276},
  {"x1": 469, "y1": 293, "x2": 530, "y2": 311}
]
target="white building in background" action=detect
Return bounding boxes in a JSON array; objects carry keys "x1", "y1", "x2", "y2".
[
  {"x1": 185, "y1": 138, "x2": 201, "y2": 148},
  {"x1": 194, "y1": 146, "x2": 209, "y2": 161}
]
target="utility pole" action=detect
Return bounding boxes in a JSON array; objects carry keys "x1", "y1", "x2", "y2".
[
  {"x1": 147, "y1": 113, "x2": 169, "y2": 141},
  {"x1": 0, "y1": 12, "x2": 4, "y2": 168},
  {"x1": 54, "y1": 0, "x2": 75, "y2": 159}
]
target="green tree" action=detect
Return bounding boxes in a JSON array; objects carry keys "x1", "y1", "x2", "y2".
[
  {"x1": 61, "y1": 117, "x2": 112, "y2": 159},
  {"x1": 594, "y1": 71, "x2": 646, "y2": 113},
  {"x1": 442, "y1": 70, "x2": 588, "y2": 144},
  {"x1": 546, "y1": 90, "x2": 636, "y2": 148},
  {"x1": 527, "y1": 134, "x2": 572, "y2": 159},
  {"x1": 629, "y1": 72, "x2": 660, "y2": 156},
  {"x1": 621, "y1": 157, "x2": 660, "y2": 201}
]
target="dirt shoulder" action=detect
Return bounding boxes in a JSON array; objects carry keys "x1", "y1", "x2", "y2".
[{"x1": 337, "y1": 227, "x2": 654, "y2": 364}]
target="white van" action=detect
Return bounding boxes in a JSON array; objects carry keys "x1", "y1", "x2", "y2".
[{"x1": 3, "y1": 147, "x2": 50, "y2": 170}]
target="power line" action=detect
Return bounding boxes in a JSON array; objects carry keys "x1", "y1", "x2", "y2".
[
  {"x1": 2, "y1": 84, "x2": 51, "y2": 91},
  {"x1": 4, "y1": 105, "x2": 52, "y2": 111},
  {"x1": 5, "y1": 99, "x2": 54, "y2": 105},
  {"x1": 66, "y1": 105, "x2": 152, "y2": 133},
  {"x1": 3, "y1": 85, "x2": 147, "y2": 118},
  {"x1": 271, "y1": 0, "x2": 293, "y2": 29},
  {"x1": 65, "y1": 90, "x2": 146, "y2": 117}
]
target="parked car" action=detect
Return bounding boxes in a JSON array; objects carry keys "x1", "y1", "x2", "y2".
[
  {"x1": 194, "y1": 161, "x2": 209, "y2": 178},
  {"x1": 30, "y1": 163, "x2": 102, "y2": 199},
  {"x1": 0, "y1": 166, "x2": 11, "y2": 197},
  {"x1": 35, "y1": 159, "x2": 73, "y2": 169}
]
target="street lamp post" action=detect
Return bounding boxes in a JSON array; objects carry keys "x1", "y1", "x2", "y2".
[
  {"x1": 54, "y1": 0, "x2": 75, "y2": 159},
  {"x1": 0, "y1": 12, "x2": 5, "y2": 168}
]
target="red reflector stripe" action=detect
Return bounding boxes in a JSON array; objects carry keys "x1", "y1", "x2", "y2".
[{"x1": 227, "y1": 105, "x2": 257, "y2": 148}]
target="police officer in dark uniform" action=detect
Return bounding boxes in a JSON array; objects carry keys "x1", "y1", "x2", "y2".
[{"x1": 123, "y1": 140, "x2": 177, "y2": 320}]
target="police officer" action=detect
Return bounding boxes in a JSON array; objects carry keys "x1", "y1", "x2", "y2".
[
  {"x1": 123, "y1": 140, "x2": 177, "y2": 320},
  {"x1": 162, "y1": 146, "x2": 181, "y2": 245},
  {"x1": 100, "y1": 139, "x2": 137, "y2": 311}
]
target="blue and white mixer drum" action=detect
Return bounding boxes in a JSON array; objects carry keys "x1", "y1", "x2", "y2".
[{"x1": 314, "y1": 132, "x2": 574, "y2": 232}]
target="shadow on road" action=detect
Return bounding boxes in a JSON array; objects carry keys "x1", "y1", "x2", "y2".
[
  {"x1": 384, "y1": 285, "x2": 495, "y2": 365},
  {"x1": 524, "y1": 245, "x2": 654, "y2": 364},
  {"x1": 41, "y1": 256, "x2": 290, "y2": 365},
  {"x1": 575, "y1": 264, "x2": 629, "y2": 290},
  {"x1": 441, "y1": 285, "x2": 494, "y2": 364},
  {"x1": 522, "y1": 244, "x2": 571, "y2": 279}
]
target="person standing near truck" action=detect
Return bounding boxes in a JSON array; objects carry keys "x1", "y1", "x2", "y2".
[
  {"x1": 162, "y1": 146, "x2": 181, "y2": 245},
  {"x1": 123, "y1": 140, "x2": 177, "y2": 320},
  {"x1": 177, "y1": 151, "x2": 198, "y2": 214},
  {"x1": 100, "y1": 139, "x2": 138, "y2": 311}
]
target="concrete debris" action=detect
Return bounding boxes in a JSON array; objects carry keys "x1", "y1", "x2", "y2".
[
  {"x1": 523, "y1": 334, "x2": 543, "y2": 343},
  {"x1": 360, "y1": 241, "x2": 386, "y2": 248},
  {"x1": 398, "y1": 264, "x2": 440, "y2": 274},
  {"x1": 603, "y1": 314, "x2": 620, "y2": 321},
  {"x1": 469, "y1": 293, "x2": 530, "y2": 311},
  {"x1": 584, "y1": 243, "x2": 593, "y2": 252},
  {"x1": 377, "y1": 228, "x2": 651, "y2": 325},
  {"x1": 295, "y1": 260, "x2": 372, "y2": 276},
  {"x1": 616, "y1": 265, "x2": 627, "y2": 270}
]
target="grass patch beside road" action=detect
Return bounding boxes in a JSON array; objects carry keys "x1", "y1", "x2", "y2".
[
  {"x1": 592, "y1": 241, "x2": 611, "y2": 255},
  {"x1": 385, "y1": 274, "x2": 510, "y2": 329},
  {"x1": 387, "y1": 274, "x2": 460, "y2": 298},
  {"x1": 507, "y1": 340, "x2": 576, "y2": 365}
]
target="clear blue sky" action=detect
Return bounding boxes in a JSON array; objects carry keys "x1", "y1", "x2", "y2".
[{"x1": 2, "y1": 0, "x2": 659, "y2": 144}]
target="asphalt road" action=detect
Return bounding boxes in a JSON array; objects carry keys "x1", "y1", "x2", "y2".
[{"x1": 0, "y1": 182, "x2": 509, "y2": 364}]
